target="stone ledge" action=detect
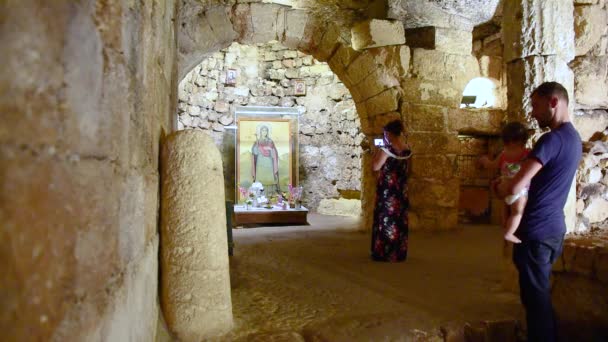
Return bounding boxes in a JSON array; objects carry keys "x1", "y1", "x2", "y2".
[{"x1": 553, "y1": 232, "x2": 608, "y2": 284}]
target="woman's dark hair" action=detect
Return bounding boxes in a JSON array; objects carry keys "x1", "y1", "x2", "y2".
[
  {"x1": 502, "y1": 122, "x2": 529, "y2": 144},
  {"x1": 383, "y1": 120, "x2": 404, "y2": 136}
]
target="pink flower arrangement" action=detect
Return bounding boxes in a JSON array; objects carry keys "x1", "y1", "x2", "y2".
[
  {"x1": 288, "y1": 184, "x2": 303, "y2": 202},
  {"x1": 238, "y1": 186, "x2": 248, "y2": 202}
]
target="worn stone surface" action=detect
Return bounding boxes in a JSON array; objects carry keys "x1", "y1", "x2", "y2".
[
  {"x1": 403, "y1": 104, "x2": 447, "y2": 132},
  {"x1": 506, "y1": 55, "x2": 574, "y2": 124},
  {"x1": 1, "y1": 1, "x2": 176, "y2": 341},
  {"x1": 388, "y1": 0, "x2": 500, "y2": 30},
  {"x1": 411, "y1": 49, "x2": 480, "y2": 91},
  {"x1": 351, "y1": 19, "x2": 405, "y2": 51},
  {"x1": 409, "y1": 207, "x2": 459, "y2": 231},
  {"x1": 552, "y1": 235, "x2": 608, "y2": 340},
  {"x1": 448, "y1": 109, "x2": 504, "y2": 135},
  {"x1": 405, "y1": 27, "x2": 473, "y2": 55},
  {"x1": 502, "y1": 0, "x2": 575, "y2": 63},
  {"x1": 160, "y1": 131, "x2": 233, "y2": 341},
  {"x1": 573, "y1": 110, "x2": 608, "y2": 141},
  {"x1": 574, "y1": 4, "x2": 608, "y2": 56},
  {"x1": 178, "y1": 4, "x2": 237, "y2": 79},
  {"x1": 571, "y1": 56, "x2": 608, "y2": 109},
  {"x1": 317, "y1": 198, "x2": 362, "y2": 217}
]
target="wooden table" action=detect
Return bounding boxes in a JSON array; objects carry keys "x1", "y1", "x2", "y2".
[{"x1": 233, "y1": 204, "x2": 309, "y2": 226}]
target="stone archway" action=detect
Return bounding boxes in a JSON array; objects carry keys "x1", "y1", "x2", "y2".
[{"x1": 176, "y1": 1, "x2": 482, "y2": 233}]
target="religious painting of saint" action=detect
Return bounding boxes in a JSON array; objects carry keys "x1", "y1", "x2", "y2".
[
  {"x1": 226, "y1": 68, "x2": 237, "y2": 85},
  {"x1": 293, "y1": 79, "x2": 306, "y2": 95},
  {"x1": 237, "y1": 119, "x2": 292, "y2": 194}
]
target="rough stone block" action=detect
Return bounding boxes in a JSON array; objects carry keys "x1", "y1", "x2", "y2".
[
  {"x1": 561, "y1": 242, "x2": 577, "y2": 272},
  {"x1": 411, "y1": 49, "x2": 480, "y2": 91},
  {"x1": 317, "y1": 198, "x2": 362, "y2": 217},
  {"x1": 506, "y1": 55, "x2": 574, "y2": 123},
  {"x1": 205, "y1": 6, "x2": 238, "y2": 47},
  {"x1": 570, "y1": 245, "x2": 597, "y2": 277},
  {"x1": 405, "y1": 27, "x2": 472, "y2": 55},
  {"x1": 297, "y1": 16, "x2": 325, "y2": 55},
  {"x1": 282, "y1": 9, "x2": 309, "y2": 49},
  {"x1": 345, "y1": 51, "x2": 377, "y2": 85},
  {"x1": 448, "y1": 108, "x2": 504, "y2": 135},
  {"x1": 583, "y1": 197, "x2": 608, "y2": 223},
  {"x1": 409, "y1": 207, "x2": 459, "y2": 230},
  {"x1": 573, "y1": 111, "x2": 608, "y2": 141},
  {"x1": 364, "y1": 88, "x2": 400, "y2": 116},
  {"x1": 314, "y1": 23, "x2": 342, "y2": 62},
  {"x1": 408, "y1": 132, "x2": 460, "y2": 155},
  {"x1": 552, "y1": 273, "x2": 608, "y2": 340},
  {"x1": 435, "y1": 27, "x2": 473, "y2": 55},
  {"x1": 409, "y1": 178, "x2": 460, "y2": 208},
  {"x1": 401, "y1": 78, "x2": 463, "y2": 107},
  {"x1": 410, "y1": 155, "x2": 457, "y2": 180},
  {"x1": 351, "y1": 19, "x2": 405, "y2": 51},
  {"x1": 249, "y1": 3, "x2": 282, "y2": 43},
  {"x1": 354, "y1": 67, "x2": 400, "y2": 101},
  {"x1": 574, "y1": 4, "x2": 607, "y2": 56},
  {"x1": 502, "y1": 0, "x2": 575, "y2": 63},
  {"x1": 571, "y1": 56, "x2": 608, "y2": 109},
  {"x1": 596, "y1": 249, "x2": 608, "y2": 284},
  {"x1": 404, "y1": 103, "x2": 447, "y2": 132},
  {"x1": 479, "y1": 55, "x2": 504, "y2": 81},
  {"x1": 328, "y1": 44, "x2": 361, "y2": 77}
]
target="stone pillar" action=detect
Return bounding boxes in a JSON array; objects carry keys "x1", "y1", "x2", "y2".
[
  {"x1": 503, "y1": 0, "x2": 577, "y2": 233},
  {"x1": 503, "y1": 0, "x2": 575, "y2": 122},
  {"x1": 160, "y1": 130, "x2": 233, "y2": 341}
]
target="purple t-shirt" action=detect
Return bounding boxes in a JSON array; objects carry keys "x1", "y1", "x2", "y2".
[{"x1": 517, "y1": 122, "x2": 582, "y2": 241}]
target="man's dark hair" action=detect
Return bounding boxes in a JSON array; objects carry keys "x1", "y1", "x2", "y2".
[
  {"x1": 384, "y1": 120, "x2": 404, "y2": 136},
  {"x1": 502, "y1": 122, "x2": 529, "y2": 144},
  {"x1": 531, "y1": 81, "x2": 569, "y2": 104}
]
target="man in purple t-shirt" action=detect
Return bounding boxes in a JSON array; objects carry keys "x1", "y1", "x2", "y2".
[{"x1": 497, "y1": 82, "x2": 582, "y2": 342}]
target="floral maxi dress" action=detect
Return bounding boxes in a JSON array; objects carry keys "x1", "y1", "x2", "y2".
[{"x1": 371, "y1": 147, "x2": 410, "y2": 262}]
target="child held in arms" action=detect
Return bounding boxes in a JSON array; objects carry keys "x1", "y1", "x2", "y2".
[{"x1": 479, "y1": 122, "x2": 531, "y2": 243}]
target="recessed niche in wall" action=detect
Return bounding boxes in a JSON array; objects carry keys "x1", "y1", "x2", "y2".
[{"x1": 460, "y1": 77, "x2": 500, "y2": 109}]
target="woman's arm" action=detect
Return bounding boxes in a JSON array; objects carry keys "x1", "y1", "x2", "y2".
[{"x1": 372, "y1": 148, "x2": 389, "y2": 171}]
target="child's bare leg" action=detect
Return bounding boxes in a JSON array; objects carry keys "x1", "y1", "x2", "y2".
[{"x1": 504, "y1": 196, "x2": 526, "y2": 243}]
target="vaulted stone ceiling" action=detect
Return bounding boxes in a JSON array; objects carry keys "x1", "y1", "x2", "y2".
[
  {"x1": 388, "y1": 0, "x2": 501, "y2": 30},
  {"x1": 190, "y1": 0, "x2": 502, "y2": 30}
]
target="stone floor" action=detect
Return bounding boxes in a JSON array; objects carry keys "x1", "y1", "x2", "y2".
[{"x1": 209, "y1": 214, "x2": 523, "y2": 341}]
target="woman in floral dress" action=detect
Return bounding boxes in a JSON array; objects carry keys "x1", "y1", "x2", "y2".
[{"x1": 371, "y1": 120, "x2": 412, "y2": 262}]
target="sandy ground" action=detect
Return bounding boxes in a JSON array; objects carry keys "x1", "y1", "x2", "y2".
[{"x1": 210, "y1": 214, "x2": 523, "y2": 341}]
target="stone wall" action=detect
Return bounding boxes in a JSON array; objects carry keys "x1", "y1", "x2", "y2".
[
  {"x1": 0, "y1": 1, "x2": 177, "y2": 340},
  {"x1": 571, "y1": 0, "x2": 608, "y2": 233},
  {"x1": 552, "y1": 233, "x2": 608, "y2": 340},
  {"x1": 177, "y1": 42, "x2": 363, "y2": 210}
]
